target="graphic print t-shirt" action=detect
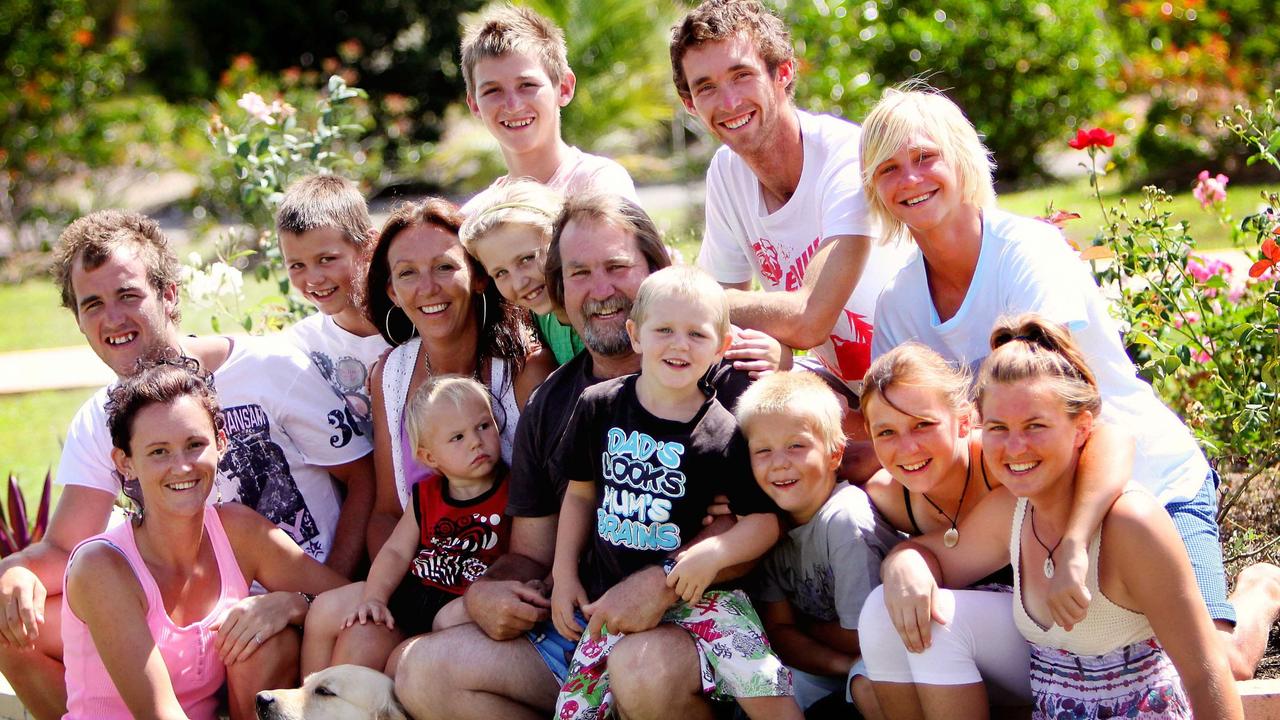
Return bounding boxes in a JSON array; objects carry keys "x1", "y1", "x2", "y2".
[
  {"x1": 56, "y1": 336, "x2": 372, "y2": 562},
  {"x1": 409, "y1": 473, "x2": 511, "y2": 595},
  {"x1": 286, "y1": 312, "x2": 389, "y2": 438},
  {"x1": 698, "y1": 110, "x2": 912, "y2": 389},
  {"x1": 560, "y1": 374, "x2": 774, "y2": 601}
]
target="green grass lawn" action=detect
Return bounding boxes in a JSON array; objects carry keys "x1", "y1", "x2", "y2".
[
  {"x1": 998, "y1": 178, "x2": 1280, "y2": 251},
  {"x1": 0, "y1": 387, "x2": 94, "y2": 500}
]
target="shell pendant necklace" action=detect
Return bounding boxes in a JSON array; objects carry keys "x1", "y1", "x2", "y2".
[
  {"x1": 1029, "y1": 504, "x2": 1065, "y2": 579},
  {"x1": 920, "y1": 452, "x2": 971, "y2": 548}
]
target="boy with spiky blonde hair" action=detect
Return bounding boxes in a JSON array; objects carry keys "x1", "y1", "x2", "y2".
[
  {"x1": 737, "y1": 371, "x2": 900, "y2": 714},
  {"x1": 459, "y1": 4, "x2": 637, "y2": 213}
]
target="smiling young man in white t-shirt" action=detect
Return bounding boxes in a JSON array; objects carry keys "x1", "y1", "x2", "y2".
[
  {"x1": 671, "y1": 0, "x2": 910, "y2": 403},
  {"x1": 0, "y1": 210, "x2": 374, "y2": 719}
]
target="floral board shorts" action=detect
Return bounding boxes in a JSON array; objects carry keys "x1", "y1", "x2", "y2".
[{"x1": 554, "y1": 589, "x2": 793, "y2": 720}]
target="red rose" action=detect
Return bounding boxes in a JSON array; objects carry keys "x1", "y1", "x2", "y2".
[{"x1": 1067, "y1": 128, "x2": 1116, "y2": 150}]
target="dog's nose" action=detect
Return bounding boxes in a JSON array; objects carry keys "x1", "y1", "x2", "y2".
[{"x1": 255, "y1": 692, "x2": 276, "y2": 714}]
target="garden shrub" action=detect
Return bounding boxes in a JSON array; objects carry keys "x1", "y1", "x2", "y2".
[
  {"x1": 1066, "y1": 94, "x2": 1280, "y2": 524},
  {"x1": 779, "y1": 0, "x2": 1119, "y2": 181},
  {"x1": 1111, "y1": 0, "x2": 1280, "y2": 185},
  {"x1": 0, "y1": 0, "x2": 141, "y2": 249},
  {"x1": 147, "y1": 0, "x2": 483, "y2": 146}
]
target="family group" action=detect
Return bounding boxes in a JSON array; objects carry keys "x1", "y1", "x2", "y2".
[{"x1": 1, "y1": 0, "x2": 1278, "y2": 719}]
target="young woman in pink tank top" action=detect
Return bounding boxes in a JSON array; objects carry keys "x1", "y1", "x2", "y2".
[{"x1": 60, "y1": 358, "x2": 348, "y2": 720}]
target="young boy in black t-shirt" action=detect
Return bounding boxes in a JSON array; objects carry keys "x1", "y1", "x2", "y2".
[{"x1": 550, "y1": 266, "x2": 801, "y2": 719}]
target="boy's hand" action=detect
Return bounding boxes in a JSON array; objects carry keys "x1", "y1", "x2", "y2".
[
  {"x1": 550, "y1": 574, "x2": 588, "y2": 641},
  {"x1": 666, "y1": 547, "x2": 719, "y2": 605},
  {"x1": 725, "y1": 326, "x2": 791, "y2": 378},
  {"x1": 343, "y1": 599, "x2": 394, "y2": 630},
  {"x1": 1046, "y1": 537, "x2": 1091, "y2": 630},
  {"x1": 700, "y1": 494, "x2": 734, "y2": 526}
]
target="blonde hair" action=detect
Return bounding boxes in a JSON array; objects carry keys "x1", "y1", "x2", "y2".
[
  {"x1": 861, "y1": 342, "x2": 973, "y2": 421},
  {"x1": 276, "y1": 174, "x2": 374, "y2": 251},
  {"x1": 975, "y1": 313, "x2": 1102, "y2": 419},
  {"x1": 736, "y1": 372, "x2": 846, "y2": 455},
  {"x1": 460, "y1": 4, "x2": 570, "y2": 98},
  {"x1": 405, "y1": 374, "x2": 496, "y2": 456},
  {"x1": 459, "y1": 180, "x2": 565, "y2": 258},
  {"x1": 860, "y1": 83, "x2": 997, "y2": 245},
  {"x1": 629, "y1": 265, "x2": 730, "y2": 337}
]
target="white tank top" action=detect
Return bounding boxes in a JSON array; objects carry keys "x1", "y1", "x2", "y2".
[{"x1": 1011, "y1": 495, "x2": 1157, "y2": 656}]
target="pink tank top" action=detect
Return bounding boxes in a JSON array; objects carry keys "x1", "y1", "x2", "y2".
[{"x1": 61, "y1": 505, "x2": 250, "y2": 720}]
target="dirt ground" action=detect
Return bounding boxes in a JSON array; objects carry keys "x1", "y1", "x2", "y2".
[{"x1": 1218, "y1": 471, "x2": 1280, "y2": 678}]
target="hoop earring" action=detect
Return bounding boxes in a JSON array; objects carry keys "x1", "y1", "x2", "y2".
[
  {"x1": 385, "y1": 305, "x2": 417, "y2": 345},
  {"x1": 479, "y1": 292, "x2": 488, "y2": 330}
]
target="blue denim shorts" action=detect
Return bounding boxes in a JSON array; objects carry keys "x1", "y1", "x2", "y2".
[
  {"x1": 526, "y1": 619, "x2": 578, "y2": 684},
  {"x1": 1165, "y1": 469, "x2": 1236, "y2": 625}
]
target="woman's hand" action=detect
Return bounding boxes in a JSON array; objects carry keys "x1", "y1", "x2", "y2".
[
  {"x1": 550, "y1": 573, "x2": 588, "y2": 641},
  {"x1": 211, "y1": 592, "x2": 301, "y2": 665},
  {"x1": 1046, "y1": 537, "x2": 1091, "y2": 630},
  {"x1": 881, "y1": 551, "x2": 948, "y2": 653},
  {"x1": 725, "y1": 326, "x2": 791, "y2": 378},
  {"x1": 343, "y1": 599, "x2": 395, "y2": 630}
]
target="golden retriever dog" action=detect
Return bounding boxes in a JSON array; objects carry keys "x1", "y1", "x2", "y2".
[{"x1": 255, "y1": 664, "x2": 409, "y2": 720}]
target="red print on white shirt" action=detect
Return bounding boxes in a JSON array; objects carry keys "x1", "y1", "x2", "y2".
[
  {"x1": 826, "y1": 310, "x2": 874, "y2": 381},
  {"x1": 751, "y1": 239, "x2": 783, "y2": 286},
  {"x1": 752, "y1": 236, "x2": 822, "y2": 291}
]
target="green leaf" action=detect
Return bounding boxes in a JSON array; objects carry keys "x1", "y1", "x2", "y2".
[
  {"x1": 210, "y1": 315, "x2": 221, "y2": 333},
  {"x1": 242, "y1": 315, "x2": 253, "y2": 332}
]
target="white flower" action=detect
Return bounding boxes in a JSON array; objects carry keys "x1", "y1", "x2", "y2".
[
  {"x1": 182, "y1": 261, "x2": 243, "y2": 306},
  {"x1": 237, "y1": 92, "x2": 275, "y2": 124}
]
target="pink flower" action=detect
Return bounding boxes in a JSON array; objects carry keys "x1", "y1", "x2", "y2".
[
  {"x1": 236, "y1": 92, "x2": 275, "y2": 124},
  {"x1": 1193, "y1": 170, "x2": 1229, "y2": 208},
  {"x1": 1172, "y1": 311, "x2": 1201, "y2": 329}
]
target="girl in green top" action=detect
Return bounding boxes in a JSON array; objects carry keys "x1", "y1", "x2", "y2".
[{"x1": 460, "y1": 180, "x2": 584, "y2": 364}]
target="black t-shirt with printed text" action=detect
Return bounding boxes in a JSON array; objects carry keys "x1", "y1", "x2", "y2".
[
  {"x1": 560, "y1": 374, "x2": 774, "y2": 601},
  {"x1": 506, "y1": 352, "x2": 753, "y2": 519}
]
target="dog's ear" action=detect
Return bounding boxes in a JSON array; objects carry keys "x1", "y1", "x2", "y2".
[{"x1": 376, "y1": 694, "x2": 410, "y2": 720}]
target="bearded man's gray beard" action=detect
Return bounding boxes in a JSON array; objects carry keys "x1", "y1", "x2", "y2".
[{"x1": 579, "y1": 295, "x2": 634, "y2": 357}]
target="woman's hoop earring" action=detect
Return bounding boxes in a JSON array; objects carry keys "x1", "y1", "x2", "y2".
[
  {"x1": 385, "y1": 305, "x2": 417, "y2": 346},
  {"x1": 479, "y1": 292, "x2": 488, "y2": 330}
]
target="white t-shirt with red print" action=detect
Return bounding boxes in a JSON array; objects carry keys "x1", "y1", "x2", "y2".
[{"x1": 697, "y1": 110, "x2": 911, "y2": 391}]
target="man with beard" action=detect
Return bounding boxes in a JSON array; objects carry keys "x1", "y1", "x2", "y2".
[
  {"x1": 0, "y1": 210, "x2": 374, "y2": 719},
  {"x1": 393, "y1": 194, "x2": 772, "y2": 720}
]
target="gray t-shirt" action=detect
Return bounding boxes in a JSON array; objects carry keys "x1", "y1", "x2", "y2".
[{"x1": 757, "y1": 483, "x2": 902, "y2": 629}]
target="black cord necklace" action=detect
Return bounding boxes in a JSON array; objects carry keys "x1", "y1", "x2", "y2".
[
  {"x1": 919, "y1": 452, "x2": 971, "y2": 548},
  {"x1": 1028, "y1": 504, "x2": 1064, "y2": 579}
]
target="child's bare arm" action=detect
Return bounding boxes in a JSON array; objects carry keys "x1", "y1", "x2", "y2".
[
  {"x1": 667, "y1": 512, "x2": 781, "y2": 603},
  {"x1": 359, "y1": 509, "x2": 421, "y2": 607},
  {"x1": 762, "y1": 600, "x2": 858, "y2": 676},
  {"x1": 550, "y1": 480, "x2": 595, "y2": 638}
]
